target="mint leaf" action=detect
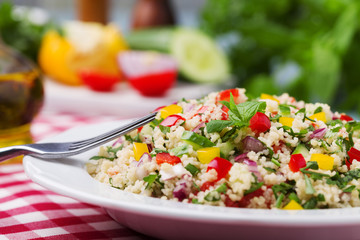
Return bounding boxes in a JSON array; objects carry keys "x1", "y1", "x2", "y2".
[
  {"x1": 206, "y1": 120, "x2": 233, "y2": 133},
  {"x1": 236, "y1": 101, "x2": 266, "y2": 123},
  {"x1": 279, "y1": 104, "x2": 291, "y2": 115}
]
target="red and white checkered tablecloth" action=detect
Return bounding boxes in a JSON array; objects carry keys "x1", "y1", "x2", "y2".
[{"x1": 0, "y1": 111, "x2": 151, "y2": 240}]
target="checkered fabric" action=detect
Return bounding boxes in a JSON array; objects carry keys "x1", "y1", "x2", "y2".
[{"x1": 0, "y1": 111, "x2": 148, "y2": 240}]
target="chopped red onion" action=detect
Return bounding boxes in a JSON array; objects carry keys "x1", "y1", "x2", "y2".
[
  {"x1": 112, "y1": 137, "x2": 123, "y2": 147},
  {"x1": 136, "y1": 153, "x2": 151, "y2": 167},
  {"x1": 173, "y1": 178, "x2": 191, "y2": 201},
  {"x1": 234, "y1": 153, "x2": 248, "y2": 162},
  {"x1": 135, "y1": 153, "x2": 151, "y2": 179},
  {"x1": 184, "y1": 103, "x2": 196, "y2": 113},
  {"x1": 147, "y1": 144, "x2": 153, "y2": 153},
  {"x1": 242, "y1": 136, "x2": 265, "y2": 153},
  {"x1": 234, "y1": 154, "x2": 263, "y2": 181},
  {"x1": 243, "y1": 158, "x2": 263, "y2": 182},
  {"x1": 310, "y1": 128, "x2": 326, "y2": 139},
  {"x1": 192, "y1": 122, "x2": 205, "y2": 133}
]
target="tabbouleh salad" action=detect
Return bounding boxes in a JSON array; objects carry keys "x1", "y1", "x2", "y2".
[{"x1": 86, "y1": 88, "x2": 360, "y2": 209}]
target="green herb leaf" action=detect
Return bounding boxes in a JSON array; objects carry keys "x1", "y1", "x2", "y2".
[
  {"x1": 109, "y1": 177, "x2": 120, "y2": 189},
  {"x1": 206, "y1": 120, "x2": 233, "y2": 133},
  {"x1": 244, "y1": 182, "x2": 264, "y2": 195},
  {"x1": 275, "y1": 193, "x2": 285, "y2": 208},
  {"x1": 143, "y1": 173, "x2": 163, "y2": 189},
  {"x1": 264, "y1": 167, "x2": 276, "y2": 173},
  {"x1": 90, "y1": 155, "x2": 115, "y2": 161},
  {"x1": 170, "y1": 144, "x2": 190, "y2": 156},
  {"x1": 314, "y1": 106, "x2": 323, "y2": 114},
  {"x1": 159, "y1": 125, "x2": 170, "y2": 135},
  {"x1": 343, "y1": 185, "x2": 356, "y2": 193},
  {"x1": 302, "y1": 197, "x2": 317, "y2": 209},
  {"x1": 279, "y1": 104, "x2": 291, "y2": 115},
  {"x1": 304, "y1": 174, "x2": 315, "y2": 194},
  {"x1": 288, "y1": 192, "x2": 301, "y2": 204}
]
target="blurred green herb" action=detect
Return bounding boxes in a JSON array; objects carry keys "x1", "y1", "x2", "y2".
[
  {"x1": 201, "y1": 0, "x2": 360, "y2": 113},
  {"x1": 0, "y1": 1, "x2": 59, "y2": 62}
]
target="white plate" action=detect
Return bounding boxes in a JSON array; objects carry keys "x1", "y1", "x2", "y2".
[{"x1": 23, "y1": 120, "x2": 360, "y2": 240}]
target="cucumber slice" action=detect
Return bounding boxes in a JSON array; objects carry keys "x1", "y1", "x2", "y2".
[
  {"x1": 181, "y1": 131, "x2": 215, "y2": 150},
  {"x1": 292, "y1": 144, "x2": 310, "y2": 159},
  {"x1": 170, "y1": 28, "x2": 230, "y2": 83},
  {"x1": 218, "y1": 141, "x2": 235, "y2": 159}
]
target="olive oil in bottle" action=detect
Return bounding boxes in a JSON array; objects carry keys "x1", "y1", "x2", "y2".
[{"x1": 0, "y1": 42, "x2": 44, "y2": 163}]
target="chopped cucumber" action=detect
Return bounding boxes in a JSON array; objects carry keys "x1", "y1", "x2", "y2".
[
  {"x1": 218, "y1": 141, "x2": 234, "y2": 159},
  {"x1": 181, "y1": 131, "x2": 215, "y2": 150},
  {"x1": 292, "y1": 144, "x2": 310, "y2": 159},
  {"x1": 127, "y1": 27, "x2": 230, "y2": 83}
]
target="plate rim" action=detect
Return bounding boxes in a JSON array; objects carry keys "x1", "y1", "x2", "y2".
[{"x1": 23, "y1": 120, "x2": 360, "y2": 227}]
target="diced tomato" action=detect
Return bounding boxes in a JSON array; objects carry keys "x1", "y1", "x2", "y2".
[
  {"x1": 216, "y1": 89, "x2": 241, "y2": 104},
  {"x1": 79, "y1": 70, "x2": 120, "y2": 92},
  {"x1": 160, "y1": 114, "x2": 185, "y2": 127},
  {"x1": 221, "y1": 106, "x2": 229, "y2": 120},
  {"x1": 207, "y1": 157, "x2": 233, "y2": 181},
  {"x1": 200, "y1": 181, "x2": 215, "y2": 191},
  {"x1": 156, "y1": 152, "x2": 181, "y2": 165},
  {"x1": 288, "y1": 154, "x2": 306, "y2": 172},
  {"x1": 137, "y1": 126, "x2": 143, "y2": 133},
  {"x1": 340, "y1": 114, "x2": 354, "y2": 122},
  {"x1": 347, "y1": 147, "x2": 360, "y2": 167},
  {"x1": 237, "y1": 188, "x2": 265, "y2": 208},
  {"x1": 249, "y1": 112, "x2": 271, "y2": 134},
  {"x1": 272, "y1": 141, "x2": 287, "y2": 153}
]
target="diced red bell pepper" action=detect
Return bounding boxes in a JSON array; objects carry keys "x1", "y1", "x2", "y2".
[
  {"x1": 288, "y1": 154, "x2": 306, "y2": 172},
  {"x1": 216, "y1": 89, "x2": 241, "y2": 104},
  {"x1": 347, "y1": 147, "x2": 360, "y2": 167},
  {"x1": 79, "y1": 70, "x2": 120, "y2": 92},
  {"x1": 207, "y1": 157, "x2": 233, "y2": 181},
  {"x1": 160, "y1": 114, "x2": 185, "y2": 127},
  {"x1": 153, "y1": 105, "x2": 166, "y2": 112},
  {"x1": 340, "y1": 114, "x2": 354, "y2": 122},
  {"x1": 156, "y1": 152, "x2": 181, "y2": 165},
  {"x1": 249, "y1": 112, "x2": 271, "y2": 134}
]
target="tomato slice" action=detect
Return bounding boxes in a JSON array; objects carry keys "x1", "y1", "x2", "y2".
[
  {"x1": 79, "y1": 71, "x2": 120, "y2": 92},
  {"x1": 288, "y1": 154, "x2": 306, "y2": 172},
  {"x1": 207, "y1": 157, "x2": 233, "y2": 181},
  {"x1": 340, "y1": 114, "x2": 354, "y2": 122},
  {"x1": 249, "y1": 112, "x2": 271, "y2": 134},
  {"x1": 160, "y1": 114, "x2": 185, "y2": 127},
  {"x1": 156, "y1": 152, "x2": 181, "y2": 165},
  {"x1": 216, "y1": 89, "x2": 242, "y2": 104}
]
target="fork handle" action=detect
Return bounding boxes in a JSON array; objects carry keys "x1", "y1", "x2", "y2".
[{"x1": 0, "y1": 146, "x2": 28, "y2": 163}]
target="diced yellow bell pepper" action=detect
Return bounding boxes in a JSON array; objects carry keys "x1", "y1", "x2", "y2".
[
  {"x1": 133, "y1": 142, "x2": 149, "y2": 161},
  {"x1": 283, "y1": 200, "x2": 304, "y2": 210},
  {"x1": 310, "y1": 153, "x2": 334, "y2": 170},
  {"x1": 309, "y1": 112, "x2": 326, "y2": 123},
  {"x1": 279, "y1": 117, "x2": 294, "y2": 127},
  {"x1": 197, "y1": 147, "x2": 220, "y2": 164},
  {"x1": 160, "y1": 104, "x2": 183, "y2": 119},
  {"x1": 260, "y1": 93, "x2": 280, "y2": 103}
]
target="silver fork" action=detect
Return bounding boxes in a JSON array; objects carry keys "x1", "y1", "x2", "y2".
[{"x1": 0, "y1": 112, "x2": 156, "y2": 163}]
